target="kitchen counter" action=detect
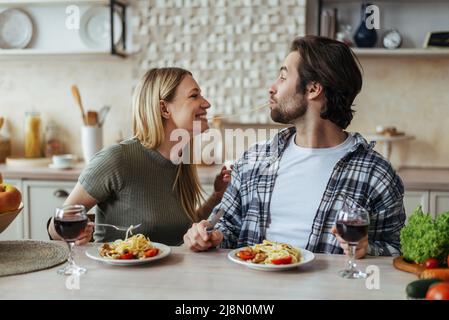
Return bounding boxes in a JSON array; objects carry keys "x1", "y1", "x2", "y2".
[
  {"x1": 2, "y1": 163, "x2": 449, "y2": 191},
  {"x1": 0, "y1": 163, "x2": 222, "y2": 185},
  {"x1": 397, "y1": 167, "x2": 449, "y2": 191},
  {"x1": 0, "y1": 243, "x2": 415, "y2": 299}
]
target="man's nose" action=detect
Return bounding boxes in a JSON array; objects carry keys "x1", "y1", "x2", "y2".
[{"x1": 269, "y1": 84, "x2": 277, "y2": 96}]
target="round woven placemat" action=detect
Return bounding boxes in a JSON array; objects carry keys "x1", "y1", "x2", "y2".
[{"x1": 0, "y1": 240, "x2": 69, "y2": 277}]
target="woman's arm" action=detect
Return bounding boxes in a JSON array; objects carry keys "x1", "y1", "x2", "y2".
[
  {"x1": 48, "y1": 182, "x2": 98, "y2": 243},
  {"x1": 195, "y1": 166, "x2": 232, "y2": 220}
]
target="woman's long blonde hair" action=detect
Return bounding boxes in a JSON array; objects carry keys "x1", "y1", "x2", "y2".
[{"x1": 132, "y1": 67, "x2": 204, "y2": 222}]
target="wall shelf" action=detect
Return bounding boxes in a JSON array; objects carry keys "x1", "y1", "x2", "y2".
[
  {"x1": 0, "y1": 0, "x2": 130, "y2": 58},
  {"x1": 0, "y1": 0, "x2": 115, "y2": 6},
  {"x1": 309, "y1": 0, "x2": 449, "y2": 57},
  {"x1": 0, "y1": 49, "x2": 129, "y2": 59},
  {"x1": 353, "y1": 48, "x2": 449, "y2": 57}
]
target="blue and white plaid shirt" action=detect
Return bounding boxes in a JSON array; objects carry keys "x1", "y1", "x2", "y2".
[{"x1": 213, "y1": 126, "x2": 406, "y2": 256}]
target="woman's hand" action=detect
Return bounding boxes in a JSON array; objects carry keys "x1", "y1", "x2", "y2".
[
  {"x1": 213, "y1": 165, "x2": 232, "y2": 199},
  {"x1": 331, "y1": 226, "x2": 368, "y2": 259},
  {"x1": 75, "y1": 222, "x2": 94, "y2": 246}
]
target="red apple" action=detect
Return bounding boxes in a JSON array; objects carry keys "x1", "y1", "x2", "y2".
[{"x1": 0, "y1": 183, "x2": 22, "y2": 213}]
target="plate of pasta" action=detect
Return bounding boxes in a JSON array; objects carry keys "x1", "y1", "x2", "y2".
[
  {"x1": 227, "y1": 240, "x2": 314, "y2": 271},
  {"x1": 85, "y1": 234, "x2": 171, "y2": 266}
]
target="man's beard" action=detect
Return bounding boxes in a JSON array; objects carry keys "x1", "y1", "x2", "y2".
[{"x1": 270, "y1": 93, "x2": 308, "y2": 124}]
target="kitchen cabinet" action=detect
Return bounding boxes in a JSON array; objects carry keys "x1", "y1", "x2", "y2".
[
  {"x1": 403, "y1": 190, "x2": 449, "y2": 219},
  {"x1": 23, "y1": 180, "x2": 76, "y2": 240},
  {"x1": 0, "y1": 179, "x2": 24, "y2": 240},
  {"x1": 403, "y1": 190, "x2": 430, "y2": 220},
  {"x1": 430, "y1": 192, "x2": 449, "y2": 217}
]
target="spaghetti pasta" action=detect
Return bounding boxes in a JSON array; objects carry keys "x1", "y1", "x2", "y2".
[
  {"x1": 99, "y1": 234, "x2": 160, "y2": 260},
  {"x1": 236, "y1": 240, "x2": 301, "y2": 265}
]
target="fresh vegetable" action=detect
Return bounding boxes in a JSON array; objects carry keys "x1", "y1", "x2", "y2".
[
  {"x1": 420, "y1": 268, "x2": 449, "y2": 281},
  {"x1": 120, "y1": 252, "x2": 135, "y2": 259},
  {"x1": 271, "y1": 256, "x2": 292, "y2": 265},
  {"x1": 237, "y1": 249, "x2": 256, "y2": 261},
  {"x1": 406, "y1": 279, "x2": 442, "y2": 299},
  {"x1": 400, "y1": 206, "x2": 449, "y2": 263},
  {"x1": 425, "y1": 282, "x2": 449, "y2": 300},
  {"x1": 144, "y1": 248, "x2": 159, "y2": 258},
  {"x1": 424, "y1": 258, "x2": 440, "y2": 269}
]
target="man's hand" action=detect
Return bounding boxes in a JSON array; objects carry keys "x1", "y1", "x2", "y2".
[
  {"x1": 184, "y1": 220, "x2": 223, "y2": 252},
  {"x1": 75, "y1": 222, "x2": 94, "y2": 246},
  {"x1": 331, "y1": 226, "x2": 368, "y2": 259}
]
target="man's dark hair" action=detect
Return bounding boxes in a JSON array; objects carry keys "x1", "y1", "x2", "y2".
[{"x1": 290, "y1": 35, "x2": 363, "y2": 129}]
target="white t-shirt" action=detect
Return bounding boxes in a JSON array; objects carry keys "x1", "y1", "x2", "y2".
[{"x1": 266, "y1": 133, "x2": 356, "y2": 248}]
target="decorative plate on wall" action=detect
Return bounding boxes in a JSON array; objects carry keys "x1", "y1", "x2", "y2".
[
  {"x1": 0, "y1": 8, "x2": 34, "y2": 49},
  {"x1": 79, "y1": 6, "x2": 123, "y2": 50}
]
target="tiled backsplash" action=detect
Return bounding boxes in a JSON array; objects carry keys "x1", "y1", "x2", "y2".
[{"x1": 132, "y1": 0, "x2": 306, "y2": 123}]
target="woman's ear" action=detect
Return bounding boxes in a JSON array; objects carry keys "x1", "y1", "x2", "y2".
[{"x1": 160, "y1": 100, "x2": 171, "y2": 120}]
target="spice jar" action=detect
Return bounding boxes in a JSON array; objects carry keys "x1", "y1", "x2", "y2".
[
  {"x1": 44, "y1": 121, "x2": 64, "y2": 157},
  {"x1": 24, "y1": 111, "x2": 42, "y2": 158}
]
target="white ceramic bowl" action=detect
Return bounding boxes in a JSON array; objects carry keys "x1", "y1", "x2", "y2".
[{"x1": 0, "y1": 203, "x2": 24, "y2": 234}]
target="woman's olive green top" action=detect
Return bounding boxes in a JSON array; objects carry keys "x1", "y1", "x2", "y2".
[{"x1": 79, "y1": 138, "x2": 191, "y2": 245}]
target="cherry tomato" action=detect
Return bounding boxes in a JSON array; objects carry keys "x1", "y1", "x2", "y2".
[
  {"x1": 426, "y1": 282, "x2": 449, "y2": 300},
  {"x1": 424, "y1": 258, "x2": 440, "y2": 269},
  {"x1": 144, "y1": 248, "x2": 159, "y2": 258},
  {"x1": 120, "y1": 252, "x2": 135, "y2": 259},
  {"x1": 237, "y1": 249, "x2": 255, "y2": 261},
  {"x1": 271, "y1": 256, "x2": 292, "y2": 265}
]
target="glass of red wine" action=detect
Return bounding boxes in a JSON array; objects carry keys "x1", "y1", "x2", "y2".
[
  {"x1": 335, "y1": 198, "x2": 370, "y2": 279},
  {"x1": 54, "y1": 204, "x2": 88, "y2": 275}
]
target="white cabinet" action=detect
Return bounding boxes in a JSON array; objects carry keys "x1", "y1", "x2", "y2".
[
  {"x1": 404, "y1": 190, "x2": 449, "y2": 219},
  {"x1": 404, "y1": 190, "x2": 430, "y2": 220},
  {"x1": 430, "y1": 192, "x2": 449, "y2": 217},
  {"x1": 23, "y1": 180, "x2": 76, "y2": 240},
  {"x1": 0, "y1": 179, "x2": 24, "y2": 240}
]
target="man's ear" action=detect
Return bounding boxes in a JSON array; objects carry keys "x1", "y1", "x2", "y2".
[
  {"x1": 306, "y1": 82, "x2": 323, "y2": 100},
  {"x1": 160, "y1": 100, "x2": 171, "y2": 120}
]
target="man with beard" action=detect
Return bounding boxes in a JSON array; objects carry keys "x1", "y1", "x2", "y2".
[{"x1": 183, "y1": 36, "x2": 405, "y2": 258}]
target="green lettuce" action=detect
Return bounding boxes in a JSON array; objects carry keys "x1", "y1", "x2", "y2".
[{"x1": 400, "y1": 206, "x2": 449, "y2": 264}]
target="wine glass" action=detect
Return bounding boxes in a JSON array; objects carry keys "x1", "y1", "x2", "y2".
[
  {"x1": 335, "y1": 198, "x2": 370, "y2": 279},
  {"x1": 54, "y1": 204, "x2": 88, "y2": 275}
]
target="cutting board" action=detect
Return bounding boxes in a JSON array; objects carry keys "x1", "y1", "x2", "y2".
[
  {"x1": 393, "y1": 256, "x2": 425, "y2": 276},
  {"x1": 5, "y1": 157, "x2": 51, "y2": 168}
]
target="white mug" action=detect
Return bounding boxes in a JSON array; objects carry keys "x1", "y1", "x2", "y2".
[{"x1": 81, "y1": 125, "x2": 103, "y2": 163}]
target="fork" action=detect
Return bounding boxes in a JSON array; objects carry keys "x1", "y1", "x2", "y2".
[{"x1": 95, "y1": 223, "x2": 142, "y2": 232}]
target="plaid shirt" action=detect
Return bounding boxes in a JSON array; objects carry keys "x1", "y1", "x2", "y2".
[{"x1": 213, "y1": 126, "x2": 406, "y2": 256}]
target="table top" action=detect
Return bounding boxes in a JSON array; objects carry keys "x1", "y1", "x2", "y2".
[{"x1": 0, "y1": 243, "x2": 416, "y2": 300}]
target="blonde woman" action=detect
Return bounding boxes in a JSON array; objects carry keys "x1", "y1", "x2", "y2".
[{"x1": 48, "y1": 68, "x2": 231, "y2": 245}]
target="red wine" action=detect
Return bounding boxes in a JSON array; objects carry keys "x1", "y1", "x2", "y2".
[
  {"x1": 54, "y1": 217, "x2": 87, "y2": 241},
  {"x1": 336, "y1": 220, "x2": 369, "y2": 243}
]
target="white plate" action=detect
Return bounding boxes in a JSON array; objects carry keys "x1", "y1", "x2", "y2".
[
  {"x1": 0, "y1": 9, "x2": 33, "y2": 49},
  {"x1": 48, "y1": 163, "x2": 74, "y2": 170},
  {"x1": 79, "y1": 6, "x2": 123, "y2": 49},
  {"x1": 227, "y1": 247, "x2": 315, "y2": 271},
  {"x1": 86, "y1": 242, "x2": 171, "y2": 266}
]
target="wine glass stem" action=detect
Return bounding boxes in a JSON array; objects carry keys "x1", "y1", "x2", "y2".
[
  {"x1": 347, "y1": 244, "x2": 357, "y2": 271},
  {"x1": 67, "y1": 241, "x2": 76, "y2": 267}
]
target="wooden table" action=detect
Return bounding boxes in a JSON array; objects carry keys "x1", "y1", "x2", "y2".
[{"x1": 0, "y1": 244, "x2": 415, "y2": 300}]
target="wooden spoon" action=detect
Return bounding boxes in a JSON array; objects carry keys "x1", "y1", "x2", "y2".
[
  {"x1": 86, "y1": 111, "x2": 98, "y2": 126},
  {"x1": 0, "y1": 117, "x2": 4, "y2": 131},
  {"x1": 71, "y1": 85, "x2": 86, "y2": 125}
]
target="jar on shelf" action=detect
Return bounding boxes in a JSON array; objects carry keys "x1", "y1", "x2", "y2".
[
  {"x1": 24, "y1": 111, "x2": 42, "y2": 158},
  {"x1": 44, "y1": 121, "x2": 64, "y2": 157}
]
